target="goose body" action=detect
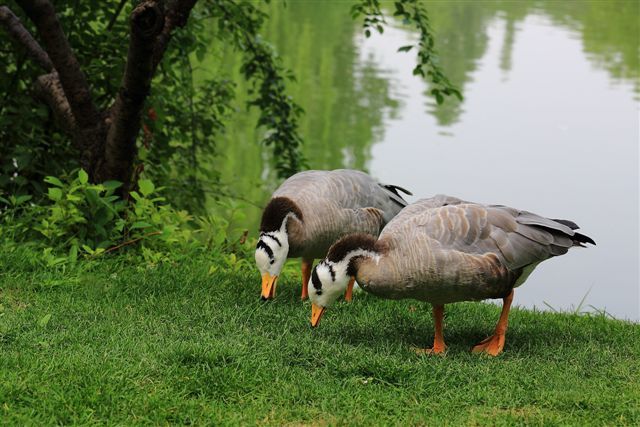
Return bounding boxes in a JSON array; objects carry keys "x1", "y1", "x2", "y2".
[
  {"x1": 255, "y1": 169, "x2": 411, "y2": 300},
  {"x1": 309, "y1": 194, "x2": 595, "y2": 355}
]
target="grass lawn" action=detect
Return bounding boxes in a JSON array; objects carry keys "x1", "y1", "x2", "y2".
[{"x1": 1, "y1": 248, "x2": 638, "y2": 425}]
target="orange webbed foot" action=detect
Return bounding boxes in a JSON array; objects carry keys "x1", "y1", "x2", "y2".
[{"x1": 471, "y1": 333, "x2": 505, "y2": 356}]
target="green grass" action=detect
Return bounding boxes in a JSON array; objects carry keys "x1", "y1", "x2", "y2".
[{"x1": 1, "y1": 248, "x2": 638, "y2": 425}]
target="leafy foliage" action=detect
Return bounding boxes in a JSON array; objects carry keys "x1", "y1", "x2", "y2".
[
  {"x1": 203, "y1": 0, "x2": 307, "y2": 178},
  {"x1": 351, "y1": 0, "x2": 462, "y2": 104},
  {"x1": 0, "y1": 170, "x2": 252, "y2": 265},
  {"x1": 0, "y1": 0, "x2": 305, "y2": 208}
]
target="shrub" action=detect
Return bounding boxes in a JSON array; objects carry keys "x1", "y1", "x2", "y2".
[{"x1": 0, "y1": 170, "x2": 251, "y2": 266}]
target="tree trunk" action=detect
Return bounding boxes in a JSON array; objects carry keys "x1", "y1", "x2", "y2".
[{"x1": 1, "y1": 0, "x2": 198, "y2": 195}]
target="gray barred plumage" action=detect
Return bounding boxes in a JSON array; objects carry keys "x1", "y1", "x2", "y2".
[
  {"x1": 269, "y1": 169, "x2": 411, "y2": 259},
  {"x1": 349, "y1": 195, "x2": 595, "y2": 305}
]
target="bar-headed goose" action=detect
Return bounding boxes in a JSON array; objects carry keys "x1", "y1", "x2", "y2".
[
  {"x1": 308, "y1": 195, "x2": 595, "y2": 356},
  {"x1": 255, "y1": 169, "x2": 411, "y2": 301}
]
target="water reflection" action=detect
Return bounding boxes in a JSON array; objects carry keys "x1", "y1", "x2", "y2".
[
  {"x1": 365, "y1": 9, "x2": 638, "y2": 320},
  {"x1": 194, "y1": 1, "x2": 638, "y2": 319},
  {"x1": 194, "y1": 1, "x2": 398, "y2": 218}
]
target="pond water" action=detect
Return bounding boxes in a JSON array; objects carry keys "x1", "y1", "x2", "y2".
[{"x1": 198, "y1": 1, "x2": 639, "y2": 320}]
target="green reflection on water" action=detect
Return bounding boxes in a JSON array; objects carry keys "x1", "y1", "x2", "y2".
[{"x1": 193, "y1": 0, "x2": 639, "y2": 232}]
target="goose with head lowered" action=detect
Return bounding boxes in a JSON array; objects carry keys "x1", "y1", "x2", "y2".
[
  {"x1": 308, "y1": 195, "x2": 595, "y2": 356},
  {"x1": 255, "y1": 169, "x2": 411, "y2": 301}
]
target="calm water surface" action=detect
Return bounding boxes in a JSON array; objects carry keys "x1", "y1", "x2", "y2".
[{"x1": 198, "y1": 1, "x2": 639, "y2": 320}]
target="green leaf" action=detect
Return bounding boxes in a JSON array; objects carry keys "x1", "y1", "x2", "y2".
[
  {"x1": 38, "y1": 313, "x2": 52, "y2": 328},
  {"x1": 103, "y1": 181, "x2": 123, "y2": 190},
  {"x1": 434, "y1": 91, "x2": 444, "y2": 105},
  {"x1": 15, "y1": 195, "x2": 32, "y2": 205},
  {"x1": 44, "y1": 176, "x2": 64, "y2": 187},
  {"x1": 138, "y1": 179, "x2": 155, "y2": 197},
  {"x1": 78, "y1": 169, "x2": 89, "y2": 184},
  {"x1": 397, "y1": 45, "x2": 413, "y2": 53},
  {"x1": 48, "y1": 187, "x2": 62, "y2": 201},
  {"x1": 131, "y1": 221, "x2": 153, "y2": 230},
  {"x1": 68, "y1": 244, "x2": 78, "y2": 264}
]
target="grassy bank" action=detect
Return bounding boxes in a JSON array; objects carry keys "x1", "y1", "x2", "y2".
[{"x1": 1, "y1": 249, "x2": 638, "y2": 425}]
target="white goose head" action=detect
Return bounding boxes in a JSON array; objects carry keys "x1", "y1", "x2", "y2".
[
  {"x1": 255, "y1": 197, "x2": 303, "y2": 300},
  {"x1": 309, "y1": 233, "x2": 379, "y2": 326}
]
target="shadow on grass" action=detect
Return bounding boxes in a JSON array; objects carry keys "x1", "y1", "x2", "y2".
[{"x1": 319, "y1": 299, "x2": 628, "y2": 357}]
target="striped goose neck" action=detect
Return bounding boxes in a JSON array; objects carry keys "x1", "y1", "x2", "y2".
[
  {"x1": 326, "y1": 233, "x2": 380, "y2": 276},
  {"x1": 260, "y1": 197, "x2": 303, "y2": 233}
]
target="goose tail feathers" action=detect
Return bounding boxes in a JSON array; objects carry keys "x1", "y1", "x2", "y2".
[{"x1": 379, "y1": 183, "x2": 412, "y2": 208}]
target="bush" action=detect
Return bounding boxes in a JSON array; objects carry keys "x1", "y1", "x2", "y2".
[{"x1": 0, "y1": 170, "x2": 252, "y2": 267}]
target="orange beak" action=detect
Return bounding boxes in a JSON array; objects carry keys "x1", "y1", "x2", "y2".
[
  {"x1": 311, "y1": 303, "x2": 326, "y2": 327},
  {"x1": 261, "y1": 273, "x2": 278, "y2": 300}
]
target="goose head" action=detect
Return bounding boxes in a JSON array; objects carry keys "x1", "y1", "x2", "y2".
[
  {"x1": 309, "y1": 233, "x2": 379, "y2": 326},
  {"x1": 255, "y1": 197, "x2": 303, "y2": 300}
]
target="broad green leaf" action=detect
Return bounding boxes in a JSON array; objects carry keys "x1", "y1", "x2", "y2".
[
  {"x1": 131, "y1": 221, "x2": 153, "y2": 229},
  {"x1": 78, "y1": 169, "x2": 89, "y2": 184},
  {"x1": 48, "y1": 187, "x2": 62, "y2": 201},
  {"x1": 103, "y1": 181, "x2": 122, "y2": 190},
  {"x1": 138, "y1": 179, "x2": 155, "y2": 197},
  {"x1": 15, "y1": 195, "x2": 32, "y2": 205},
  {"x1": 44, "y1": 176, "x2": 64, "y2": 187},
  {"x1": 68, "y1": 244, "x2": 78, "y2": 264}
]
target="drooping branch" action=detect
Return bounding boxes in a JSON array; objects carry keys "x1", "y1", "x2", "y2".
[
  {"x1": 15, "y1": 0, "x2": 101, "y2": 130},
  {"x1": 101, "y1": 1, "x2": 165, "y2": 188},
  {"x1": 351, "y1": 0, "x2": 462, "y2": 104},
  {"x1": 0, "y1": 5, "x2": 53, "y2": 71},
  {"x1": 213, "y1": 0, "x2": 307, "y2": 178},
  {"x1": 33, "y1": 72, "x2": 75, "y2": 133}
]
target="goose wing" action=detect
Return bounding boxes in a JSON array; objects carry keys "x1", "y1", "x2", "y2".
[
  {"x1": 273, "y1": 170, "x2": 412, "y2": 256},
  {"x1": 383, "y1": 197, "x2": 593, "y2": 271},
  {"x1": 275, "y1": 169, "x2": 411, "y2": 230}
]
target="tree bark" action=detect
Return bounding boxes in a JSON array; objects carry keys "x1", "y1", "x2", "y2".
[
  {"x1": 13, "y1": 0, "x2": 107, "y2": 176},
  {"x1": 99, "y1": 1, "x2": 165, "y2": 190},
  {"x1": 14, "y1": 0, "x2": 100, "y2": 130},
  {"x1": 0, "y1": 6, "x2": 53, "y2": 71},
  {"x1": 2, "y1": 0, "x2": 199, "y2": 194},
  {"x1": 152, "y1": 0, "x2": 198, "y2": 70},
  {"x1": 33, "y1": 72, "x2": 75, "y2": 133}
]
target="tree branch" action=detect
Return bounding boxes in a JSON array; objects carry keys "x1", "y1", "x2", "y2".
[
  {"x1": 0, "y1": 5, "x2": 53, "y2": 71},
  {"x1": 102, "y1": 0, "x2": 165, "y2": 189},
  {"x1": 152, "y1": 0, "x2": 197, "y2": 70},
  {"x1": 33, "y1": 72, "x2": 75, "y2": 133},
  {"x1": 15, "y1": 0, "x2": 101, "y2": 130},
  {"x1": 107, "y1": 0, "x2": 128, "y2": 31}
]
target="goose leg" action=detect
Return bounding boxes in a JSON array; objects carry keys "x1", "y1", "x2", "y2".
[
  {"x1": 415, "y1": 304, "x2": 446, "y2": 355},
  {"x1": 472, "y1": 290, "x2": 514, "y2": 356},
  {"x1": 344, "y1": 277, "x2": 355, "y2": 302},
  {"x1": 301, "y1": 258, "x2": 313, "y2": 300}
]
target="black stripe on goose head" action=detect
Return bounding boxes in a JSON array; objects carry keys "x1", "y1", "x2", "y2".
[
  {"x1": 311, "y1": 266, "x2": 323, "y2": 295},
  {"x1": 327, "y1": 233, "x2": 379, "y2": 276},
  {"x1": 256, "y1": 240, "x2": 275, "y2": 264},
  {"x1": 260, "y1": 197, "x2": 304, "y2": 232}
]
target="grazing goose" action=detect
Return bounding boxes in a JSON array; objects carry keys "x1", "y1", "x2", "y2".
[
  {"x1": 308, "y1": 195, "x2": 595, "y2": 356},
  {"x1": 255, "y1": 169, "x2": 411, "y2": 301}
]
